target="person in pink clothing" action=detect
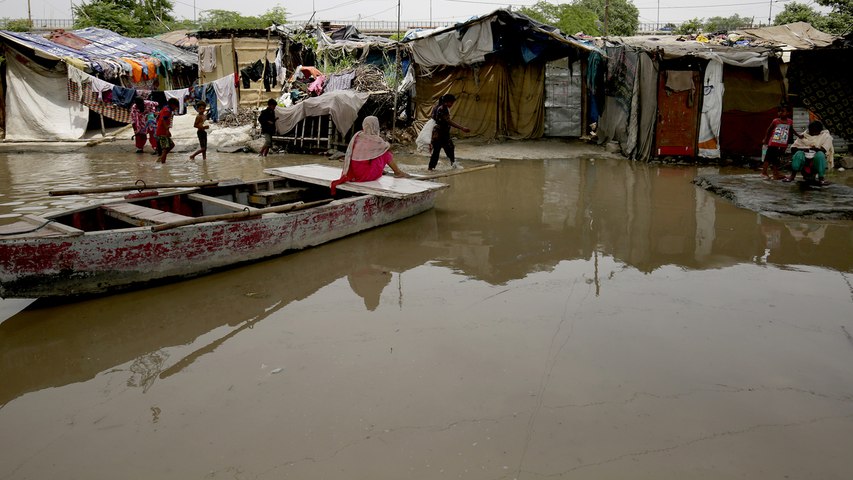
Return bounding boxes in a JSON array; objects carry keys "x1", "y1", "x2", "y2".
[
  {"x1": 130, "y1": 97, "x2": 158, "y2": 153},
  {"x1": 331, "y1": 116, "x2": 409, "y2": 194}
]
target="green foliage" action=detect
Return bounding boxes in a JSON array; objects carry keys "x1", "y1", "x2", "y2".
[
  {"x1": 675, "y1": 18, "x2": 702, "y2": 34},
  {"x1": 518, "y1": 1, "x2": 601, "y2": 35},
  {"x1": 774, "y1": 0, "x2": 852, "y2": 34},
  {"x1": 259, "y1": 6, "x2": 288, "y2": 26},
  {"x1": 73, "y1": 0, "x2": 175, "y2": 36},
  {"x1": 322, "y1": 52, "x2": 357, "y2": 74},
  {"x1": 816, "y1": 11, "x2": 853, "y2": 34},
  {"x1": 774, "y1": 1, "x2": 821, "y2": 25},
  {"x1": 3, "y1": 18, "x2": 33, "y2": 32},
  {"x1": 575, "y1": 0, "x2": 639, "y2": 36},
  {"x1": 199, "y1": 6, "x2": 288, "y2": 30},
  {"x1": 703, "y1": 14, "x2": 750, "y2": 33}
]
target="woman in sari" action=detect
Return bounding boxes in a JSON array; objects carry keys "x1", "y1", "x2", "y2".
[{"x1": 331, "y1": 116, "x2": 409, "y2": 194}]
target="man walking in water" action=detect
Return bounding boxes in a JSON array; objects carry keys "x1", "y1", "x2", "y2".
[{"x1": 428, "y1": 94, "x2": 470, "y2": 171}]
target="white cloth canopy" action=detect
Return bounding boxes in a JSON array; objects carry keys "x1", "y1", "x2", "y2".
[
  {"x1": 274, "y1": 90, "x2": 370, "y2": 135},
  {"x1": 5, "y1": 53, "x2": 89, "y2": 141}
]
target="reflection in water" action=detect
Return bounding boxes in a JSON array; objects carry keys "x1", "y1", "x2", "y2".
[
  {"x1": 347, "y1": 266, "x2": 393, "y2": 311},
  {"x1": 1, "y1": 151, "x2": 852, "y2": 479},
  {"x1": 0, "y1": 209, "x2": 440, "y2": 406}
]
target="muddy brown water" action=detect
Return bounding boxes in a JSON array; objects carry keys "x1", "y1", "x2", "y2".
[{"x1": 1, "y1": 151, "x2": 852, "y2": 479}]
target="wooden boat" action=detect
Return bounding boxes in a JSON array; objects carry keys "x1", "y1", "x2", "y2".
[{"x1": 0, "y1": 164, "x2": 448, "y2": 299}]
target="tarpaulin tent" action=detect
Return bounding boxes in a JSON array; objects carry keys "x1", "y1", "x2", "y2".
[
  {"x1": 403, "y1": 9, "x2": 602, "y2": 141},
  {"x1": 0, "y1": 27, "x2": 198, "y2": 140}
]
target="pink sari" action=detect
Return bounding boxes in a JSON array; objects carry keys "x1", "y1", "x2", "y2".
[{"x1": 331, "y1": 116, "x2": 392, "y2": 194}]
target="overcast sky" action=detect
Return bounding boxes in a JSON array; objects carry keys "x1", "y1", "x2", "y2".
[{"x1": 4, "y1": 0, "x2": 816, "y2": 28}]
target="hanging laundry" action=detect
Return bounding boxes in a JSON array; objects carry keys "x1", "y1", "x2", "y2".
[
  {"x1": 275, "y1": 47, "x2": 288, "y2": 86},
  {"x1": 240, "y1": 60, "x2": 264, "y2": 88},
  {"x1": 205, "y1": 84, "x2": 218, "y2": 121},
  {"x1": 90, "y1": 76, "x2": 114, "y2": 101},
  {"x1": 150, "y1": 90, "x2": 167, "y2": 107},
  {"x1": 112, "y1": 85, "x2": 137, "y2": 108},
  {"x1": 212, "y1": 74, "x2": 238, "y2": 115},
  {"x1": 325, "y1": 71, "x2": 356, "y2": 93},
  {"x1": 665, "y1": 70, "x2": 695, "y2": 92},
  {"x1": 165, "y1": 88, "x2": 190, "y2": 114},
  {"x1": 121, "y1": 58, "x2": 145, "y2": 82},
  {"x1": 263, "y1": 60, "x2": 277, "y2": 92},
  {"x1": 66, "y1": 65, "x2": 89, "y2": 101},
  {"x1": 151, "y1": 50, "x2": 173, "y2": 76},
  {"x1": 79, "y1": 80, "x2": 132, "y2": 123},
  {"x1": 307, "y1": 75, "x2": 325, "y2": 96},
  {"x1": 198, "y1": 45, "x2": 217, "y2": 73}
]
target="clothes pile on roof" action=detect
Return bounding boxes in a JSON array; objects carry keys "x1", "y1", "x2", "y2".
[{"x1": 0, "y1": 27, "x2": 197, "y2": 82}]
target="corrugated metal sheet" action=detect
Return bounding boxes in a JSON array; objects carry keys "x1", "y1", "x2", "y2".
[{"x1": 544, "y1": 58, "x2": 582, "y2": 137}]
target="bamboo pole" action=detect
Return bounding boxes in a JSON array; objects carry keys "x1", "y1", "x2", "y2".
[
  {"x1": 409, "y1": 163, "x2": 495, "y2": 180},
  {"x1": 151, "y1": 199, "x2": 333, "y2": 232},
  {"x1": 50, "y1": 181, "x2": 222, "y2": 196}
]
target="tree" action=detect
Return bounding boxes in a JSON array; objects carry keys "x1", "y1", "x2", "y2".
[
  {"x1": 574, "y1": 0, "x2": 639, "y2": 36},
  {"x1": 519, "y1": 1, "x2": 601, "y2": 35},
  {"x1": 73, "y1": 0, "x2": 175, "y2": 36},
  {"x1": 675, "y1": 18, "x2": 702, "y2": 34},
  {"x1": 774, "y1": 2, "x2": 822, "y2": 25},
  {"x1": 703, "y1": 14, "x2": 750, "y2": 33},
  {"x1": 2, "y1": 18, "x2": 33, "y2": 32},
  {"x1": 259, "y1": 6, "x2": 288, "y2": 26},
  {"x1": 773, "y1": 0, "x2": 852, "y2": 34},
  {"x1": 199, "y1": 6, "x2": 288, "y2": 30}
]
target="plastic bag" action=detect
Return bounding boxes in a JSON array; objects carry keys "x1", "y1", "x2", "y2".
[{"x1": 416, "y1": 119, "x2": 435, "y2": 154}]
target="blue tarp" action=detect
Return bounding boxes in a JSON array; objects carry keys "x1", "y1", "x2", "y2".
[{"x1": 0, "y1": 27, "x2": 196, "y2": 66}]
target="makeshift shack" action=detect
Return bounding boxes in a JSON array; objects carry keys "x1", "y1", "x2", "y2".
[
  {"x1": 598, "y1": 23, "x2": 840, "y2": 161},
  {"x1": 0, "y1": 27, "x2": 197, "y2": 141},
  {"x1": 598, "y1": 36, "x2": 773, "y2": 160},
  {"x1": 196, "y1": 28, "x2": 317, "y2": 110},
  {"x1": 402, "y1": 9, "x2": 603, "y2": 141}
]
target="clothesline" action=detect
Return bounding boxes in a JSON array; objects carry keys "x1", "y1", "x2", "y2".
[{"x1": 67, "y1": 65, "x2": 239, "y2": 124}]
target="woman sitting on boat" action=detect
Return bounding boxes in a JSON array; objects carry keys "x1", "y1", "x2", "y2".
[{"x1": 331, "y1": 116, "x2": 409, "y2": 194}]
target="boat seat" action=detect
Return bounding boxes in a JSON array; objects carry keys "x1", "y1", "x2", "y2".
[
  {"x1": 102, "y1": 203, "x2": 194, "y2": 227},
  {"x1": 0, "y1": 214, "x2": 84, "y2": 238},
  {"x1": 248, "y1": 187, "x2": 308, "y2": 207}
]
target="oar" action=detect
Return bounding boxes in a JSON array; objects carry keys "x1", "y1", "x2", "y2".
[
  {"x1": 151, "y1": 198, "x2": 334, "y2": 232},
  {"x1": 408, "y1": 163, "x2": 495, "y2": 180},
  {"x1": 50, "y1": 180, "x2": 223, "y2": 196}
]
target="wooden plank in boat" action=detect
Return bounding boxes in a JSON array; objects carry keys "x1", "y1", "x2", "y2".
[
  {"x1": 248, "y1": 187, "x2": 308, "y2": 207},
  {"x1": 188, "y1": 193, "x2": 260, "y2": 213},
  {"x1": 0, "y1": 214, "x2": 84, "y2": 238},
  {"x1": 102, "y1": 203, "x2": 194, "y2": 227},
  {"x1": 264, "y1": 164, "x2": 448, "y2": 199}
]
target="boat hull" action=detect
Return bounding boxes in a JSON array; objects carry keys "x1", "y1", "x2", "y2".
[{"x1": 0, "y1": 191, "x2": 438, "y2": 298}]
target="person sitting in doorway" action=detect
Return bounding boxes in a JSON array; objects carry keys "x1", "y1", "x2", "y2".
[
  {"x1": 783, "y1": 120, "x2": 833, "y2": 186},
  {"x1": 330, "y1": 116, "x2": 409, "y2": 195}
]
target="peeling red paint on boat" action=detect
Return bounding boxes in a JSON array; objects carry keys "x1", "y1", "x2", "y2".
[{"x1": 0, "y1": 189, "x2": 441, "y2": 298}]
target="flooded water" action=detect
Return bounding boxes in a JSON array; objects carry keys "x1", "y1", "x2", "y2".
[{"x1": 1, "y1": 150, "x2": 852, "y2": 479}]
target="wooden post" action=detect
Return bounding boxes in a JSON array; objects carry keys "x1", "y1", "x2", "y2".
[
  {"x1": 99, "y1": 113, "x2": 106, "y2": 137},
  {"x1": 231, "y1": 34, "x2": 240, "y2": 104}
]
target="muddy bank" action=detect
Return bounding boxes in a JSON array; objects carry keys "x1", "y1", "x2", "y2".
[{"x1": 694, "y1": 173, "x2": 853, "y2": 220}]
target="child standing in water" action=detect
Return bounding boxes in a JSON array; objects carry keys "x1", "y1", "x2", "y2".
[{"x1": 189, "y1": 101, "x2": 209, "y2": 161}]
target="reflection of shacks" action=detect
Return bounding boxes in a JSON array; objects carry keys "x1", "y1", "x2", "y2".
[
  {"x1": 0, "y1": 27, "x2": 197, "y2": 141},
  {"x1": 402, "y1": 9, "x2": 603, "y2": 140},
  {"x1": 598, "y1": 22, "x2": 840, "y2": 161}
]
